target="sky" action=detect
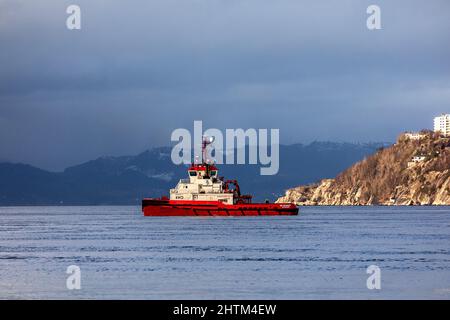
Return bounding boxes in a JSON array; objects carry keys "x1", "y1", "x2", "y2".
[{"x1": 0, "y1": 0, "x2": 449, "y2": 171}]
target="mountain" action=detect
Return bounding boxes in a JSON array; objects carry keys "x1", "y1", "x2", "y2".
[
  {"x1": 276, "y1": 132, "x2": 450, "y2": 205},
  {"x1": 0, "y1": 142, "x2": 385, "y2": 205}
]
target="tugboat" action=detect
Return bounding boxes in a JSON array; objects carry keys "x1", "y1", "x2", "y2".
[{"x1": 142, "y1": 137, "x2": 298, "y2": 216}]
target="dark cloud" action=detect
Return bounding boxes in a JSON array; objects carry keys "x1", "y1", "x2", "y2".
[{"x1": 0, "y1": 0, "x2": 449, "y2": 170}]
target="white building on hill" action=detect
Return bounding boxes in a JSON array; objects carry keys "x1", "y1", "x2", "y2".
[
  {"x1": 434, "y1": 114, "x2": 450, "y2": 136},
  {"x1": 404, "y1": 132, "x2": 426, "y2": 140},
  {"x1": 407, "y1": 155, "x2": 427, "y2": 168}
]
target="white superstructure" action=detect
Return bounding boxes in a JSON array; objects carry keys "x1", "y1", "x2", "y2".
[{"x1": 169, "y1": 165, "x2": 234, "y2": 204}]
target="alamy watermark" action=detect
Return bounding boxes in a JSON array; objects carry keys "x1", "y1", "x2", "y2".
[
  {"x1": 366, "y1": 265, "x2": 381, "y2": 290},
  {"x1": 65, "y1": 4, "x2": 380, "y2": 31},
  {"x1": 171, "y1": 121, "x2": 279, "y2": 175},
  {"x1": 66, "y1": 5, "x2": 81, "y2": 30},
  {"x1": 66, "y1": 265, "x2": 81, "y2": 290},
  {"x1": 367, "y1": 5, "x2": 381, "y2": 30},
  {"x1": 65, "y1": 5, "x2": 380, "y2": 31}
]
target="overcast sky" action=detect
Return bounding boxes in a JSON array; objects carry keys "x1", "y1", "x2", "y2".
[{"x1": 0, "y1": 0, "x2": 449, "y2": 170}]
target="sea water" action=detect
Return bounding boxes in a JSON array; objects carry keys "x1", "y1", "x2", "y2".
[{"x1": 0, "y1": 206, "x2": 449, "y2": 299}]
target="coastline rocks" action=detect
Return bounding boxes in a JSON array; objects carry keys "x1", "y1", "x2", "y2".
[{"x1": 277, "y1": 132, "x2": 450, "y2": 206}]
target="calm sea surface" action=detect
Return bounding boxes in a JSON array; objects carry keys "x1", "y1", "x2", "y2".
[{"x1": 0, "y1": 206, "x2": 449, "y2": 299}]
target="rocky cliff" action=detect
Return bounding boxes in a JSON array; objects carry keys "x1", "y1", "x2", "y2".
[{"x1": 276, "y1": 131, "x2": 450, "y2": 205}]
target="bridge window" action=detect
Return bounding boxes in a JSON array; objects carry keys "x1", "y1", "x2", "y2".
[{"x1": 189, "y1": 171, "x2": 197, "y2": 176}]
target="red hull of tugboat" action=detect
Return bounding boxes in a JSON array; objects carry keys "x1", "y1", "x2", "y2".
[{"x1": 142, "y1": 198, "x2": 298, "y2": 216}]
